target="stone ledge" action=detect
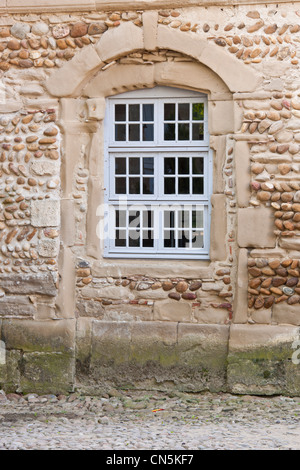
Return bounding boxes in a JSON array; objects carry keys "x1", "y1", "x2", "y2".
[
  {"x1": 1, "y1": 318, "x2": 75, "y2": 353},
  {"x1": 227, "y1": 324, "x2": 300, "y2": 395},
  {"x1": 77, "y1": 321, "x2": 229, "y2": 392}
]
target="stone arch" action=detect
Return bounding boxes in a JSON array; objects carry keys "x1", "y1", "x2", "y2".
[
  {"x1": 83, "y1": 61, "x2": 231, "y2": 101},
  {"x1": 45, "y1": 13, "x2": 261, "y2": 98}
]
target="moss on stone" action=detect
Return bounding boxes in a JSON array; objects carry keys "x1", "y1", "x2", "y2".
[
  {"x1": 227, "y1": 342, "x2": 300, "y2": 395},
  {"x1": 19, "y1": 351, "x2": 75, "y2": 395}
]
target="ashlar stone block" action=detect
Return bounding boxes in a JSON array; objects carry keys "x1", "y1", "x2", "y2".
[
  {"x1": 237, "y1": 207, "x2": 276, "y2": 248},
  {"x1": 31, "y1": 199, "x2": 60, "y2": 228},
  {"x1": 153, "y1": 299, "x2": 192, "y2": 322}
]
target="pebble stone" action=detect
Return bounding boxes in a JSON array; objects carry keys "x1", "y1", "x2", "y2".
[{"x1": 0, "y1": 390, "x2": 299, "y2": 450}]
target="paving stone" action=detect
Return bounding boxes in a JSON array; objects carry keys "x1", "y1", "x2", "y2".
[{"x1": 0, "y1": 390, "x2": 299, "y2": 450}]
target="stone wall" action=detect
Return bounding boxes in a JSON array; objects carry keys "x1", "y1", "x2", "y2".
[{"x1": 0, "y1": 0, "x2": 300, "y2": 396}]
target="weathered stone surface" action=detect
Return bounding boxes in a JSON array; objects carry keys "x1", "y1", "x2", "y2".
[
  {"x1": 1, "y1": 319, "x2": 74, "y2": 353},
  {"x1": 175, "y1": 281, "x2": 188, "y2": 293},
  {"x1": 20, "y1": 351, "x2": 74, "y2": 395},
  {"x1": 153, "y1": 299, "x2": 192, "y2": 322},
  {"x1": 0, "y1": 273, "x2": 57, "y2": 297},
  {"x1": 31, "y1": 199, "x2": 60, "y2": 227},
  {"x1": 273, "y1": 303, "x2": 300, "y2": 325},
  {"x1": 227, "y1": 324, "x2": 300, "y2": 395},
  {"x1": 0, "y1": 295, "x2": 36, "y2": 317},
  {"x1": 10, "y1": 23, "x2": 30, "y2": 39},
  {"x1": 237, "y1": 207, "x2": 276, "y2": 248},
  {"x1": 52, "y1": 24, "x2": 70, "y2": 39},
  {"x1": 83, "y1": 321, "x2": 229, "y2": 392},
  {"x1": 38, "y1": 238, "x2": 60, "y2": 258},
  {"x1": 88, "y1": 22, "x2": 108, "y2": 35},
  {"x1": 70, "y1": 22, "x2": 88, "y2": 38}
]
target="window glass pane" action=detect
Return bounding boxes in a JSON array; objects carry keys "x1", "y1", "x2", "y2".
[
  {"x1": 178, "y1": 210, "x2": 190, "y2": 229},
  {"x1": 178, "y1": 231, "x2": 189, "y2": 248},
  {"x1": 143, "y1": 104, "x2": 154, "y2": 121},
  {"x1": 164, "y1": 158, "x2": 175, "y2": 175},
  {"x1": 178, "y1": 123, "x2": 189, "y2": 140},
  {"x1": 164, "y1": 230, "x2": 175, "y2": 248},
  {"x1": 115, "y1": 104, "x2": 126, "y2": 121},
  {"x1": 192, "y1": 123, "x2": 204, "y2": 140},
  {"x1": 115, "y1": 177, "x2": 126, "y2": 194},
  {"x1": 129, "y1": 177, "x2": 140, "y2": 194},
  {"x1": 192, "y1": 157, "x2": 203, "y2": 175},
  {"x1": 164, "y1": 177, "x2": 175, "y2": 194},
  {"x1": 143, "y1": 210, "x2": 153, "y2": 228},
  {"x1": 128, "y1": 211, "x2": 140, "y2": 248},
  {"x1": 129, "y1": 124, "x2": 140, "y2": 141},
  {"x1": 178, "y1": 177, "x2": 189, "y2": 194},
  {"x1": 192, "y1": 177, "x2": 204, "y2": 194},
  {"x1": 164, "y1": 103, "x2": 175, "y2": 120},
  {"x1": 178, "y1": 103, "x2": 189, "y2": 120},
  {"x1": 115, "y1": 124, "x2": 126, "y2": 141},
  {"x1": 142, "y1": 123, "x2": 154, "y2": 141},
  {"x1": 115, "y1": 210, "x2": 126, "y2": 227},
  {"x1": 192, "y1": 210, "x2": 203, "y2": 228},
  {"x1": 143, "y1": 157, "x2": 154, "y2": 175},
  {"x1": 129, "y1": 157, "x2": 140, "y2": 174},
  {"x1": 129, "y1": 231, "x2": 140, "y2": 247},
  {"x1": 192, "y1": 103, "x2": 204, "y2": 120},
  {"x1": 143, "y1": 178, "x2": 154, "y2": 195},
  {"x1": 129, "y1": 104, "x2": 140, "y2": 121},
  {"x1": 164, "y1": 123, "x2": 175, "y2": 141},
  {"x1": 115, "y1": 229, "x2": 126, "y2": 247},
  {"x1": 115, "y1": 158, "x2": 126, "y2": 175},
  {"x1": 192, "y1": 231, "x2": 204, "y2": 248},
  {"x1": 164, "y1": 211, "x2": 175, "y2": 228},
  {"x1": 178, "y1": 157, "x2": 189, "y2": 174},
  {"x1": 142, "y1": 231, "x2": 154, "y2": 248}
]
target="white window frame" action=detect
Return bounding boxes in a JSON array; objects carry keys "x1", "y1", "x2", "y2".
[{"x1": 103, "y1": 86, "x2": 212, "y2": 259}]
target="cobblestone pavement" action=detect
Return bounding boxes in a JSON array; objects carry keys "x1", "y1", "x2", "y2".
[{"x1": 0, "y1": 389, "x2": 300, "y2": 450}]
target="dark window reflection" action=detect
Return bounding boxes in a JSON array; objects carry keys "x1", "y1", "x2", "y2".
[
  {"x1": 192, "y1": 177, "x2": 204, "y2": 194},
  {"x1": 192, "y1": 123, "x2": 204, "y2": 140},
  {"x1": 164, "y1": 177, "x2": 175, "y2": 194},
  {"x1": 164, "y1": 158, "x2": 175, "y2": 174},
  {"x1": 115, "y1": 104, "x2": 126, "y2": 121},
  {"x1": 143, "y1": 104, "x2": 154, "y2": 121},
  {"x1": 143, "y1": 178, "x2": 154, "y2": 194},
  {"x1": 115, "y1": 177, "x2": 126, "y2": 194},
  {"x1": 178, "y1": 103, "x2": 189, "y2": 120},
  {"x1": 129, "y1": 104, "x2": 139, "y2": 121},
  {"x1": 178, "y1": 158, "x2": 189, "y2": 174},
  {"x1": 143, "y1": 124, "x2": 154, "y2": 141},
  {"x1": 164, "y1": 103, "x2": 175, "y2": 120},
  {"x1": 143, "y1": 157, "x2": 154, "y2": 175},
  {"x1": 129, "y1": 177, "x2": 140, "y2": 194},
  {"x1": 115, "y1": 124, "x2": 126, "y2": 141},
  {"x1": 129, "y1": 157, "x2": 140, "y2": 174},
  {"x1": 178, "y1": 123, "x2": 189, "y2": 140},
  {"x1": 178, "y1": 177, "x2": 189, "y2": 194},
  {"x1": 129, "y1": 124, "x2": 139, "y2": 141},
  {"x1": 164, "y1": 123, "x2": 175, "y2": 140},
  {"x1": 115, "y1": 158, "x2": 126, "y2": 175},
  {"x1": 192, "y1": 157, "x2": 203, "y2": 175}
]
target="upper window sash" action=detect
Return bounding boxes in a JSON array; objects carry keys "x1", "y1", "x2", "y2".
[{"x1": 108, "y1": 97, "x2": 209, "y2": 147}]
